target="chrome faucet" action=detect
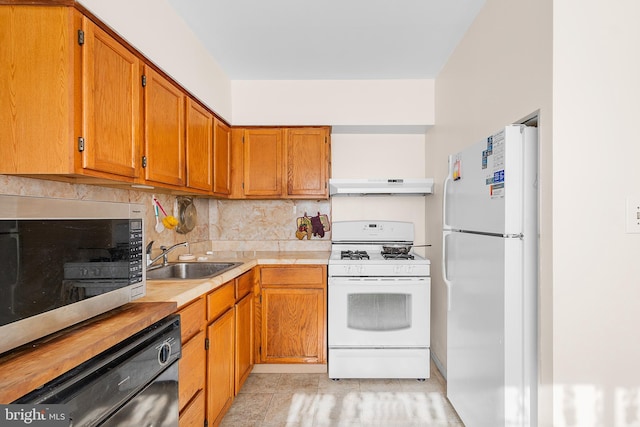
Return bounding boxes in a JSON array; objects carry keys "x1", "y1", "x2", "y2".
[{"x1": 146, "y1": 241, "x2": 189, "y2": 268}]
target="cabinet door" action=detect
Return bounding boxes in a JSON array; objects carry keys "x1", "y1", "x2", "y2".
[
  {"x1": 235, "y1": 293, "x2": 253, "y2": 394},
  {"x1": 243, "y1": 129, "x2": 282, "y2": 197},
  {"x1": 82, "y1": 18, "x2": 142, "y2": 179},
  {"x1": 285, "y1": 128, "x2": 330, "y2": 198},
  {"x1": 0, "y1": 6, "x2": 78, "y2": 175},
  {"x1": 261, "y1": 287, "x2": 326, "y2": 364},
  {"x1": 144, "y1": 66, "x2": 185, "y2": 186},
  {"x1": 213, "y1": 118, "x2": 231, "y2": 196},
  {"x1": 185, "y1": 98, "x2": 213, "y2": 192},
  {"x1": 206, "y1": 308, "x2": 234, "y2": 426}
]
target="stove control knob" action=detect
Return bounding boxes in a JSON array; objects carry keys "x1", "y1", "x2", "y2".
[
  {"x1": 406, "y1": 265, "x2": 414, "y2": 274},
  {"x1": 393, "y1": 265, "x2": 402, "y2": 274}
]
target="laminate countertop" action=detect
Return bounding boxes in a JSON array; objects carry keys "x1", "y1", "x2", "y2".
[
  {"x1": 138, "y1": 251, "x2": 330, "y2": 308},
  {"x1": 0, "y1": 251, "x2": 329, "y2": 403}
]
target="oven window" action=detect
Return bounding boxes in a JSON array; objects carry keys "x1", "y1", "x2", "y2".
[{"x1": 347, "y1": 293, "x2": 412, "y2": 331}]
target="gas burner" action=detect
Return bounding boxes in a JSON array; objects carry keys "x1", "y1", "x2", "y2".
[
  {"x1": 341, "y1": 250, "x2": 370, "y2": 260},
  {"x1": 381, "y1": 252, "x2": 415, "y2": 260}
]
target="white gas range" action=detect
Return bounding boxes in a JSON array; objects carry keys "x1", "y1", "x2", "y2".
[{"x1": 327, "y1": 221, "x2": 431, "y2": 380}]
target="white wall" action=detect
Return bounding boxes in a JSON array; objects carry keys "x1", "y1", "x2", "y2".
[
  {"x1": 77, "y1": 0, "x2": 232, "y2": 121},
  {"x1": 231, "y1": 79, "x2": 434, "y2": 126},
  {"x1": 552, "y1": 2, "x2": 640, "y2": 427},
  {"x1": 332, "y1": 134, "x2": 427, "y2": 179},
  {"x1": 232, "y1": 80, "x2": 435, "y2": 247},
  {"x1": 428, "y1": 0, "x2": 553, "y2": 424},
  {"x1": 331, "y1": 133, "x2": 429, "y2": 255}
]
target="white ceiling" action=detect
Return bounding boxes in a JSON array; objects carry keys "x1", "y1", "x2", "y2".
[{"x1": 166, "y1": 0, "x2": 486, "y2": 80}]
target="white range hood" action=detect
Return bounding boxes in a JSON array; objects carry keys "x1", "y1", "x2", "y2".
[{"x1": 329, "y1": 178, "x2": 434, "y2": 196}]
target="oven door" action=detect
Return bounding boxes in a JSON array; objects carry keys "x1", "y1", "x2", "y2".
[{"x1": 328, "y1": 276, "x2": 430, "y2": 347}]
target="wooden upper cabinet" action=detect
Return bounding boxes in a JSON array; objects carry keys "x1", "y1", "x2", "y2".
[
  {"x1": 81, "y1": 17, "x2": 142, "y2": 179},
  {"x1": 0, "y1": 6, "x2": 145, "y2": 181},
  {"x1": 231, "y1": 127, "x2": 331, "y2": 199},
  {"x1": 185, "y1": 98, "x2": 213, "y2": 192},
  {"x1": 285, "y1": 128, "x2": 330, "y2": 198},
  {"x1": 143, "y1": 66, "x2": 185, "y2": 187},
  {"x1": 243, "y1": 128, "x2": 283, "y2": 197},
  {"x1": 213, "y1": 118, "x2": 232, "y2": 196},
  {"x1": 0, "y1": 4, "x2": 328, "y2": 198},
  {"x1": 0, "y1": 6, "x2": 79, "y2": 175}
]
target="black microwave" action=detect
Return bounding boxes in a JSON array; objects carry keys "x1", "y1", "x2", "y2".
[{"x1": 0, "y1": 195, "x2": 146, "y2": 354}]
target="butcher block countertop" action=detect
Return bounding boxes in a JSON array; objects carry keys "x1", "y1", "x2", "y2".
[
  {"x1": 0, "y1": 251, "x2": 329, "y2": 403},
  {"x1": 0, "y1": 301, "x2": 176, "y2": 403},
  {"x1": 138, "y1": 251, "x2": 330, "y2": 308}
]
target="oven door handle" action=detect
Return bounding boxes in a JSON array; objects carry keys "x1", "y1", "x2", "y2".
[
  {"x1": 442, "y1": 229, "x2": 452, "y2": 311},
  {"x1": 328, "y1": 277, "x2": 428, "y2": 286}
]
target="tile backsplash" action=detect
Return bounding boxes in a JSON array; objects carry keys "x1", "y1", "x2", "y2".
[
  {"x1": 209, "y1": 199, "x2": 331, "y2": 251},
  {"x1": 0, "y1": 175, "x2": 331, "y2": 254}
]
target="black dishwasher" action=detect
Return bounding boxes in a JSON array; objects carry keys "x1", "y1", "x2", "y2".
[{"x1": 14, "y1": 314, "x2": 181, "y2": 427}]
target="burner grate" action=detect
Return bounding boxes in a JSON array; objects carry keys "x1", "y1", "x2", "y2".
[
  {"x1": 381, "y1": 252, "x2": 415, "y2": 260},
  {"x1": 341, "y1": 250, "x2": 370, "y2": 260}
]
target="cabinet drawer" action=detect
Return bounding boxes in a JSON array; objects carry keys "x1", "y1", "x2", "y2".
[
  {"x1": 207, "y1": 282, "x2": 234, "y2": 321},
  {"x1": 178, "y1": 330, "x2": 205, "y2": 412},
  {"x1": 235, "y1": 270, "x2": 254, "y2": 300},
  {"x1": 178, "y1": 298, "x2": 205, "y2": 343},
  {"x1": 261, "y1": 266, "x2": 326, "y2": 287},
  {"x1": 179, "y1": 389, "x2": 205, "y2": 427}
]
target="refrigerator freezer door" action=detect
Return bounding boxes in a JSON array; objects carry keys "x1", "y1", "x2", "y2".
[
  {"x1": 444, "y1": 125, "x2": 526, "y2": 235},
  {"x1": 445, "y1": 231, "x2": 527, "y2": 427}
]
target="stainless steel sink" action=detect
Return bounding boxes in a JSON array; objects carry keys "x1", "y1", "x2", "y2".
[{"x1": 146, "y1": 262, "x2": 243, "y2": 280}]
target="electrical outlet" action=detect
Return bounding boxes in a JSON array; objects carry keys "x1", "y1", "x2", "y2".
[{"x1": 625, "y1": 197, "x2": 640, "y2": 233}]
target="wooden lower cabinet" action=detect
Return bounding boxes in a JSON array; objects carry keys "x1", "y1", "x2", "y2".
[
  {"x1": 177, "y1": 298, "x2": 206, "y2": 427},
  {"x1": 235, "y1": 292, "x2": 253, "y2": 393},
  {"x1": 206, "y1": 308, "x2": 235, "y2": 427},
  {"x1": 204, "y1": 270, "x2": 255, "y2": 426},
  {"x1": 174, "y1": 269, "x2": 257, "y2": 426},
  {"x1": 259, "y1": 265, "x2": 327, "y2": 364},
  {"x1": 179, "y1": 330, "x2": 206, "y2": 411},
  {"x1": 179, "y1": 389, "x2": 205, "y2": 427}
]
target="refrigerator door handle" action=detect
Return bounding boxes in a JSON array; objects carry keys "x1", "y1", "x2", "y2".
[
  {"x1": 442, "y1": 229, "x2": 453, "y2": 311},
  {"x1": 442, "y1": 155, "x2": 453, "y2": 230}
]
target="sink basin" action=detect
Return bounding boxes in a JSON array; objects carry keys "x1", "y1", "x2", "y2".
[{"x1": 146, "y1": 262, "x2": 243, "y2": 280}]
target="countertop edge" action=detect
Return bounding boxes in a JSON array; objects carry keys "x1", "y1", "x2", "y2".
[
  {"x1": 0, "y1": 301, "x2": 176, "y2": 403},
  {"x1": 138, "y1": 252, "x2": 330, "y2": 308}
]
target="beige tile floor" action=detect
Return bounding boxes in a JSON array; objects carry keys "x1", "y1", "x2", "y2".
[{"x1": 220, "y1": 362, "x2": 464, "y2": 427}]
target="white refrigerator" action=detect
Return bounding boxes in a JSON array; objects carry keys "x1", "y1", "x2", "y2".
[{"x1": 442, "y1": 125, "x2": 538, "y2": 427}]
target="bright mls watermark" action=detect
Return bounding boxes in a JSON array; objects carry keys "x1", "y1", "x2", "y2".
[{"x1": 0, "y1": 405, "x2": 69, "y2": 427}]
